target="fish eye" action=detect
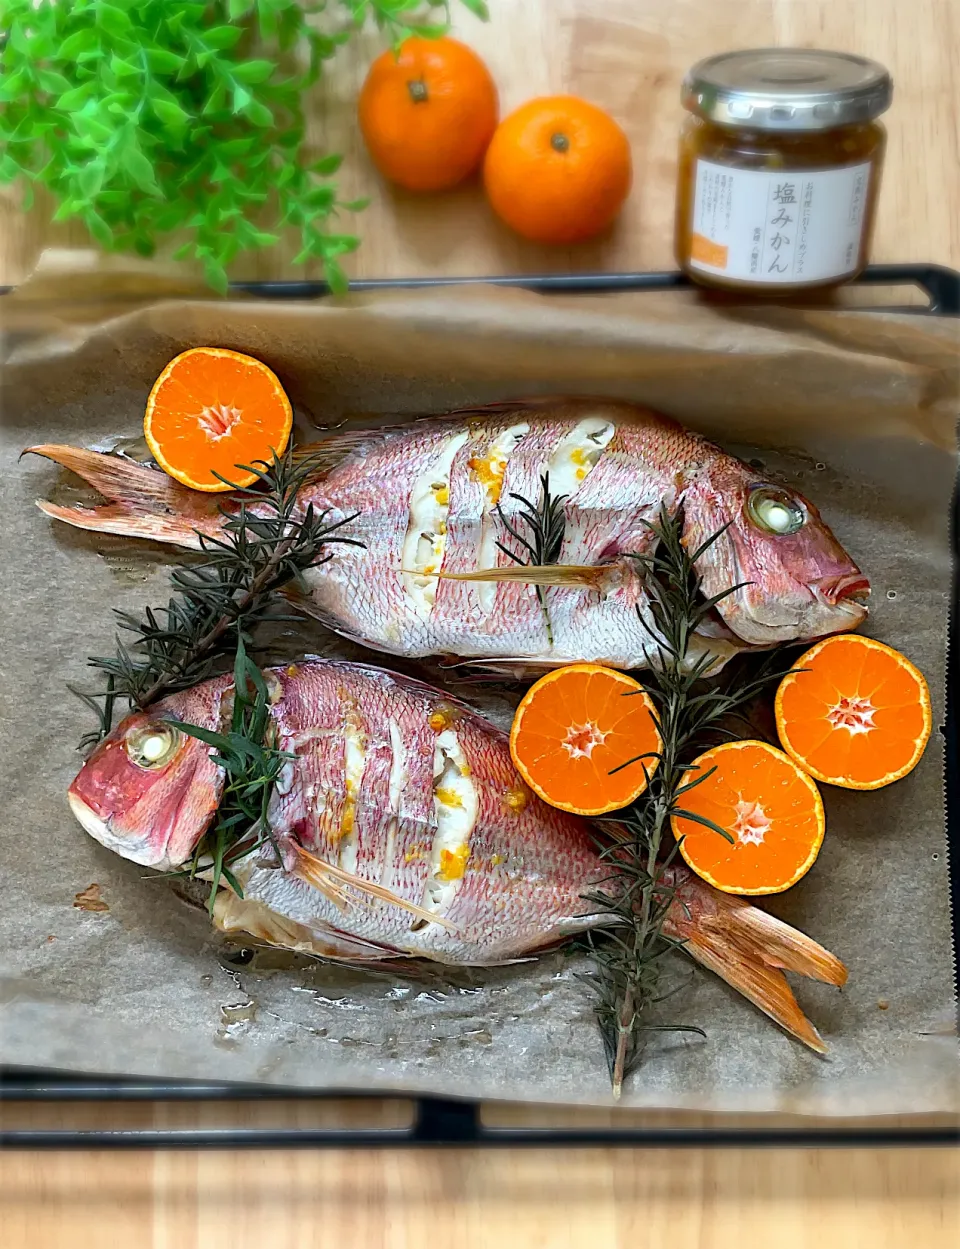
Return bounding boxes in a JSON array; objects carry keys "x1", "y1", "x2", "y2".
[
  {"x1": 746, "y1": 487, "x2": 807, "y2": 536},
  {"x1": 124, "y1": 722, "x2": 182, "y2": 770}
]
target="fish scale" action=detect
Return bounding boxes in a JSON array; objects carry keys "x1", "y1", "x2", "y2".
[
  {"x1": 251, "y1": 662, "x2": 602, "y2": 962},
  {"x1": 298, "y1": 411, "x2": 678, "y2": 664}
]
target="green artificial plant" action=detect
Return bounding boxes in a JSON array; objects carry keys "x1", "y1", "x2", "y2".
[{"x1": 0, "y1": 0, "x2": 489, "y2": 291}]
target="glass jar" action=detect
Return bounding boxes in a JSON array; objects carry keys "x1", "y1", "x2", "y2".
[{"x1": 674, "y1": 49, "x2": 892, "y2": 293}]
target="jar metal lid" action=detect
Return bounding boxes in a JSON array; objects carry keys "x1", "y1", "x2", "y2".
[{"x1": 682, "y1": 48, "x2": 892, "y2": 131}]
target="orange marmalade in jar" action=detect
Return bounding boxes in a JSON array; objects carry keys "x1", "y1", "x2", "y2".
[{"x1": 675, "y1": 49, "x2": 892, "y2": 292}]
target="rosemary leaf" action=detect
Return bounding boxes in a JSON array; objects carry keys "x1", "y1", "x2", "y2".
[
  {"x1": 581, "y1": 505, "x2": 793, "y2": 1097},
  {"x1": 169, "y1": 636, "x2": 291, "y2": 912},
  {"x1": 72, "y1": 445, "x2": 362, "y2": 746},
  {"x1": 496, "y1": 473, "x2": 568, "y2": 645}
]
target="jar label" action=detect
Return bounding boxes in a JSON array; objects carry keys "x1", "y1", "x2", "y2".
[{"x1": 689, "y1": 159, "x2": 872, "y2": 283}]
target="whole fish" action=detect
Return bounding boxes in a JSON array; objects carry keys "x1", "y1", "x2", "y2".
[
  {"x1": 29, "y1": 398, "x2": 869, "y2": 671},
  {"x1": 68, "y1": 659, "x2": 847, "y2": 1052}
]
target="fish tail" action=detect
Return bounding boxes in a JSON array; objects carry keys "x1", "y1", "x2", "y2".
[
  {"x1": 24, "y1": 444, "x2": 220, "y2": 548},
  {"x1": 664, "y1": 870, "x2": 847, "y2": 1053},
  {"x1": 414, "y1": 563, "x2": 610, "y2": 590}
]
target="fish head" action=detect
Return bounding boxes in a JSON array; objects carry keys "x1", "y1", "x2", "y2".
[
  {"x1": 67, "y1": 680, "x2": 229, "y2": 870},
  {"x1": 683, "y1": 460, "x2": 869, "y2": 646}
]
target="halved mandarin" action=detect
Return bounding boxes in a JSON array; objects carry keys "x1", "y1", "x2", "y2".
[
  {"x1": 509, "y1": 664, "x2": 661, "y2": 816},
  {"x1": 144, "y1": 347, "x2": 293, "y2": 492},
  {"x1": 670, "y1": 740, "x2": 825, "y2": 896},
  {"x1": 775, "y1": 635, "x2": 932, "y2": 790}
]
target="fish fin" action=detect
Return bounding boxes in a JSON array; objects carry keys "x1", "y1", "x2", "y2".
[
  {"x1": 25, "y1": 444, "x2": 220, "y2": 548},
  {"x1": 212, "y1": 890, "x2": 410, "y2": 962},
  {"x1": 412, "y1": 563, "x2": 610, "y2": 590},
  {"x1": 591, "y1": 819, "x2": 633, "y2": 845},
  {"x1": 433, "y1": 655, "x2": 568, "y2": 684},
  {"x1": 436, "y1": 655, "x2": 553, "y2": 670},
  {"x1": 277, "y1": 584, "x2": 378, "y2": 652},
  {"x1": 290, "y1": 429, "x2": 383, "y2": 476},
  {"x1": 288, "y1": 843, "x2": 457, "y2": 932},
  {"x1": 665, "y1": 879, "x2": 846, "y2": 1054},
  {"x1": 278, "y1": 581, "x2": 332, "y2": 623},
  {"x1": 445, "y1": 397, "x2": 598, "y2": 419}
]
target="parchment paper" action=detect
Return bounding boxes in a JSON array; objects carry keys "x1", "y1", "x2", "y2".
[{"x1": 1, "y1": 251, "x2": 957, "y2": 1113}]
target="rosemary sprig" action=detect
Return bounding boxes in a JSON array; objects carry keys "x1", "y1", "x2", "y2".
[
  {"x1": 167, "y1": 636, "x2": 292, "y2": 914},
  {"x1": 496, "y1": 473, "x2": 567, "y2": 644},
  {"x1": 73, "y1": 446, "x2": 362, "y2": 746},
  {"x1": 581, "y1": 507, "x2": 793, "y2": 1097}
]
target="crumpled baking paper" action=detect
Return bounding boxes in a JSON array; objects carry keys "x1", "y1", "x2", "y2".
[{"x1": 1, "y1": 251, "x2": 956, "y2": 1114}]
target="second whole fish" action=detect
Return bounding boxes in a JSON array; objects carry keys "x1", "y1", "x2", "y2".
[
  {"x1": 29, "y1": 397, "x2": 870, "y2": 671},
  {"x1": 67, "y1": 659, "x2": 847, "y2": 1052}
]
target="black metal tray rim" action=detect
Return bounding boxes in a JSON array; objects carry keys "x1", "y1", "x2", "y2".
[
  {"x1": 2, "y1": 1069, "x2": 958, "y2": 1149},
  {"x1": 227, "y1": 261, "x2": 960, "y2": 315},
  {"x1": 3, "y1": 262, "x2": 957, "y2": 1148}
]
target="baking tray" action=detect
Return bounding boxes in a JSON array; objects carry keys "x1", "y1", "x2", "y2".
[{"x1": 2, "y1": 263, "x2": 957, "y2": 1148}]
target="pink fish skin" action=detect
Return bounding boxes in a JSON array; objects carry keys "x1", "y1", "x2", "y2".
[
  {"x1": 27, "y1": 398, "x2": 869, "y2": 669},
  {"x1": 68, "y1": 661, "x2": 847, "y2": 1052}
]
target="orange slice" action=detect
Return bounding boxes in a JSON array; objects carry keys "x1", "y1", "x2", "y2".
[
  {"x1": 509, "y1": 664, "x2": 661, "y2": 815},
  {"x1": 144, "y1": 347, "x2": 293, "y2": 492},
  {"x1": 775, "y1": 635, "x2": 932, "y2": 790},
  {"x1": 670, "y1": 740, "x2": 825, "y2": 896}
]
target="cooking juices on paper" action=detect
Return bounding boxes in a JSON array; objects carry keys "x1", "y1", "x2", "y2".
[{"x1": 674, "y1": 49, "x2": 892, "y2": 292}]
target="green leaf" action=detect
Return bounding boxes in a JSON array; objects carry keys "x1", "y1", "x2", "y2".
[
  {"x1": 324, "y1": 256, "x2": 349, "y2": 295},
  {"x1": 228, "y1": 0, "x2": 255, "y2": 19},
  {"x1": 97, "y1": 4, "x2": 134, "y2": 37},
  {"x1": 110, "y1": 54, "x2": 140, "y2": 79},
  {"x1": 84, "y1": 209, "x2": 114, "y2": 248},
  {"x1": 37, "y1": 70, "x2": 72, "y2": 96},
  {"x1": 203, "y1": 80, "x2": 229, "y2": 114},
  {"x1": 121, "y1": 144, "x2": 161, "y2": 195},
  {"x1": 232, "y1": 59, "x2": 276, "y2": 84},
  {"x1": 310, "y1": 153, "x2": 342, "y2": 175},
  {"x1": 0, "y1": 68, "x2": 30, "y2": 103},
  {"x1": 203, "y1": 26, "x2": 244, "y2": 51},
  {"x1": 77, "y1": 161, "x2": 105, "y2": 198},
  {"x1": 459, "y1": 0, "x2": 490, "y2": 18},
  {"x1": 410, "y1": 23, "x2": 449, "y2": 39},
  {"x1": 146, "y1": 47, "x2": 187, "y2": 75},
  {"x1": 202, "y1": 256, "x2": 230, "y2": 294},
  {"x1": 244, "y1": 98, "x2": 274, "y2": 127},
  {"x1": 152, "y1": 98, "x2": 191, "y2": 128},
  {"x1": 57, "y1": 84, "x2": 95, "y2": 112},
  {"x1": 303, "y1": 185, "x2": 334, "y2": 211},
  {"x1": 216, "y1": 138, "x2": 255, "y2": 158},
  {"x1": 52, "y1": 197, "x2": 83, "y2": 222},
  {"x1": 232, "y1": 83, "x2": 253, "y2": 112},
  {"x1": 57, "y1": 29, "x2": 97, "y2": 60},
  {"x1": 8, "y1": 19, "x2": 31, "y2": 56}
]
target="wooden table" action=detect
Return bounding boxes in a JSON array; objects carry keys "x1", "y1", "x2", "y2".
[{"x1": 2, "y1": 2, "x2": 958, "y2": 1245}]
